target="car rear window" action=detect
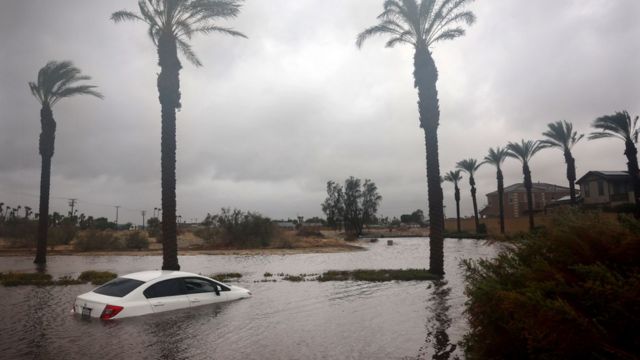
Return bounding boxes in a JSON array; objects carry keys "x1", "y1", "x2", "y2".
[{"x1": 93, "y1": 278, "x2": 145, "y2": 298}]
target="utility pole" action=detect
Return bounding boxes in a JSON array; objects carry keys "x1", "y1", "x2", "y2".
[
  {"x1": 141, "y1": 210, "x2": 146, "y2": 229},
  {"x1": 68, "y1": 198, "x2": 77, "y2": 217},
  {"x1": 115, "y1": 205, "x2": 120, "y2": 230}
]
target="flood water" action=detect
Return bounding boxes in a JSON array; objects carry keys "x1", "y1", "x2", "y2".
[{"x1": 0, "y1": 238, "x2": 495, "y2": 360}]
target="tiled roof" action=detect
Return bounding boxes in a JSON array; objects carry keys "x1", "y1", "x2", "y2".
[
  {"x1": 486, "y1": 182, "x2": 570, "y2": 196},
  {"x1": 576, "y1": 171, "x2": 629, "y2": 184}
]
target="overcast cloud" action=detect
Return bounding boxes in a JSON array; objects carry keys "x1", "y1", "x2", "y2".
[{"x1": 1, "y1": 0, "x2": 639, "y2": 224}]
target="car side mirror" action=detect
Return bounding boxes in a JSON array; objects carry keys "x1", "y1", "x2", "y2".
[{"x1": 214, "y1": 286, "x2": 220, "y2": 296}]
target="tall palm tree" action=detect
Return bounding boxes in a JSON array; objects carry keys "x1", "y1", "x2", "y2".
[
  {"x1": 589, "y1": 111, "x2": 640, "y2": 216},
  {"x1": 456, "y1": 158, "x2": 483, "y2": 232},
  {"x1": 357, "y1": 0, "x2": 475, "y2": 275},
  {"x1": 29, "y1": 61, "x2": 102, "y2": 264},
  {"x1": 541, "y1": 120, "x2": 584, "y2": 205},
  {"x1": 484, "y1": 147, "x2": 509, "y2": 234},
  {"x1": 112, "y1": 0, "x2": 246, "y2": 270},
  {"x1": 506, "y1": 140, "x2": 547, "y2": 231},
  {"x1": 443, "y1": 170, "x2": 463, "y2": 233}
]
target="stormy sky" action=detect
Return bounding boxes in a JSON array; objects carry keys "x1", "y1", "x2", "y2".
[{"x1": 1, "y1": 0, "x2": 639, "y2": 224}]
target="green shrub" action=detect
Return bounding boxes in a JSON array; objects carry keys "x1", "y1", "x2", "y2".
[
  {"x1": 318, "y1": 269, "x2": 439, "y2": 282},
  {"x1": 210, "y1": 272, "x2": 242, "y2": 282},
  {"x1": 78, "y1": 271, "x2": 117, "y2": 285},
  {"x1": 462, "y1": 210, "x2": 640, "y2": 359},
  {"x1": 125, "y1": 231, "x2": 150, "y2": 250},
  {"x1": 202, "y1": 208, "x2": 276, "y2": 248},
  {"x1": 73, "y1": 229, "x2": 123, "y2": 251},
  {"x1": 0, "y1": 272, "x2": 53, "y2": 286}
]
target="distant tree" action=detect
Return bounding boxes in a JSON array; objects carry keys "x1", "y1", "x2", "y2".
[
  {"x1": 304, "y1": 217, "x2": 326, "y2": 225},
  {"x1": 400, "y1": 209, "x2": 425, "y2": 225},
  {"x1": 321, "y1": 181, "x2": 345, "y2": 230},
  {"x1": 29, "y1": 61, "x2": 102, "y2": 264},
  {"x1": 357, "y1": 0, "x2": 475, "y2": 276},
  {"x1": 541, "y1": 120, "x2": 584, "y2": 205},
  {"x1": 484, "y1": 147, "x2": 509, "y2": 234},
  {"x1": 147, "y1": 217, "x2": 162, "y2": 239},
  {"x1": 444, "y1": 170, "x2": 463, "y2": 233},
  {"x1": 507, "y1": 140, "x2": 548, "y2": 230},
  {"x1": 590, "y1": 111, "x2": 640, "y2": 217},
  {"x1": 94, "y1": 217, "x2": 117, "y2": 231},
  {"x1": 456, "y1": 158, "x2": 484, "y2": 232},
  {"x1": 112, "y1": 0, "x2": 247, "y2": 270},
  {"x1": 322, "y1": 177, "x2": 382, "y2": 237}
]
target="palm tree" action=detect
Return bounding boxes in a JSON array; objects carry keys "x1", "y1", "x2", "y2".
[
  {"x1": 112, "y1": 0, "x2": 246, "y2": 270},
  {"x1": 484, "y1": 147, "x2": 509, "y2": 234},
  {"x1": 589, "y1": 111, "x2": 640, "y2": 216},
  {"x1": 443, "y1": 170, "x2": 463, "y2": 233},
  {"x1": 541, "y1": 120, "x2": 584, "y2": 205},
  {"x1": 506, "y1": 140, "x2": 547, "y2": 231},
  {"x1": 29, "y1": 61, "x2": 102, "y2": 265},
  {"x1": 456, "y1": 159, "x2": 483, "y2": 232},
  {"x1": 357, "y1": 0, "x2": 475, "y2": 275}
]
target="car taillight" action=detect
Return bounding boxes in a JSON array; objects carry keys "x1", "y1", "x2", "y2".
[{"x1": 100, "y1": 305, "x2": 124, "y2": 320}]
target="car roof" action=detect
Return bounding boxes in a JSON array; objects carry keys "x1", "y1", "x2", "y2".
[{"x1": 120, "y1": 270, "x2": 204, "y2": 282}]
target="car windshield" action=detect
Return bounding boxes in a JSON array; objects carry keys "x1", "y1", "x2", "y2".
[{"x1": 93, "y1": 277, "x2": 144, "y2": 297}]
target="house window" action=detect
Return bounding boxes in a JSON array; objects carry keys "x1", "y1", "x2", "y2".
[{"x1": 598, "y1": 180, "x2": 605, "y2": 196}]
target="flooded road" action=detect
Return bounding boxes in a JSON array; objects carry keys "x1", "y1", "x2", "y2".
[{"x1": 0, "y1": 238, "x2": 495, "y2": 359}]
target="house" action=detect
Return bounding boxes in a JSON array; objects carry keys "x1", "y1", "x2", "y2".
[
  {"x1": 480, "y1": 182, "x2": 570, "y2": 219},
  {"x1": 576, "y1": 171, "x2": 634, "y2": 207}
]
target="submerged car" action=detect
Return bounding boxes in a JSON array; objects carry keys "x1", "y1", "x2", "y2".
[{"x1": 73, "y1": 270, "x2": 251, "y2": 320}]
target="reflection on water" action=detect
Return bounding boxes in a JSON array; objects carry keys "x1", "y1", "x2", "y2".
[{"x1": 0, "y1": 238, "x2": 495, "y2": 359}]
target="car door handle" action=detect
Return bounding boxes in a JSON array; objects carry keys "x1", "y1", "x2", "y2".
[
  {"x1": 153, "y1": 303, "x2": 165, "y2": 307},
  {"x1": 190, "y1": 299, "x2": 201, "y2": 303}
]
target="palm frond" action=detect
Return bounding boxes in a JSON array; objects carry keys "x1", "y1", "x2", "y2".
[
  {"x1": 589, "y1": 111, "x2": 638, "y2": 143},
  {"x1": 443, "y1": 169, "x2": 463, "y2": 184},
  {"x1": 456, "y1": 158, "x2": 483, "y2": 175},
  {"x1": 541, "y1": 120, "x2": 584, "y2": 151},
  {"x1": 506, "y1": 139, "x2": 547, "y2": 163},
  {"x1": 28, "y1": 60, "x2": 102, "y2": 107},
  {"x1": 111, "y1": 10, "x2": 146, "y2": 23},
  {"x1": 176, "y1": 38, "x2": 202, "y2": 66},
  {"x1": 484, "y1": 146, "x2": 509, "y2": 169}
]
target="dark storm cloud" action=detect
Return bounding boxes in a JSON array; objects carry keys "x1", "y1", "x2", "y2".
[{"x1": 1, "y1": 0, "x2": 638, "y2": 223}]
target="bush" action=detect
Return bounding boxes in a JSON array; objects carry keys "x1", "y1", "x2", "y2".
[
  {"x1": 73, "y1": 230, "x2": 123, "y2": 251},
  {"x1": 462, "y1": 210, "x2": 640, "y2": 359},
  {"x1": 0, "y1": 272, "x2": 53, "y2": 286},
  {"x1": 78, "y1": 271, "x2": 117, "y2": 285},
  {"x1": 199, "y1": 208, "x2": 276, "y2": 248},
  {"x1": 125, "y1": 231, "x2": 149, "y2": 250}
]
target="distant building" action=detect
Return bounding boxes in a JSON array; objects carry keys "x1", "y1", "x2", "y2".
[
  {"x1": 480, "y1": 182, "x2": 570, "y2": 218},
  {"x1": 576, "y1": 171, "x2": 634, "y2": 207}
]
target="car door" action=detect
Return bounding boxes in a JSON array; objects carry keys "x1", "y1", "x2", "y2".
[
  {"x1": 143, "y1": 278, "x2": 190, "y2": 313},
  {"x1": 183, "y1": 277, "x2": 229, "y2": 307}
]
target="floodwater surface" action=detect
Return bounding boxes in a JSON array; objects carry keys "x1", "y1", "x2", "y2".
[{"x1": 0, "y1": 238, "x2": 495, "y2": 360}]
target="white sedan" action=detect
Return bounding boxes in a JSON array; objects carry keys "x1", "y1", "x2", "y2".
[{"x1": 73, "y1": 270, "x2": 251, "y2": 320}]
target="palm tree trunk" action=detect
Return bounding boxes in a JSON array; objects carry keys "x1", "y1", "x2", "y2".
[
  {"x1": 564, "y1": 150, "x2": 577, "y2": 205},
  {"x1": 414, "y1": 43, "x2": 444, "y2": 276},
  {"x1": 624, "y1": 140, "x2": 640, "y2": 218},
  {"x1": 157, "y1": 34, "x2": 181, "y2": 271},
  {"x1": 454, "y1": 185, "x2": 461, "y2": 233},
  {"x1": 469, "y1": 176, "x2": 480, "y2": 232},
  {"x1": 497, "y1": 169, "x2": 505, "y2": 234},
  {"x1": 34, "y1": 105, "x2": 55, "y2": 265},
  {"x1": 523, "y1": 163, "x2": 534, "y2": 230}
]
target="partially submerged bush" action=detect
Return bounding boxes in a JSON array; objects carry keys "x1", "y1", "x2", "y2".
[
  {"x1": 0, "y1": 272, "x2": 53, "y2": 286},
  {"x1": 79, "y1": 271, "x2": 117, "y2": 285},
  {"x1": 198, "y1": 208, "x2": 276, "y2": 248},
  {"x1": 210, "y1": 272, "x2": 242, "y2": 282},
  {"x1": 73, "y1": 229, "x2": 123, "y2": 251},
  {"x1": 462, "y1": 210, "x2": 640, "y2": 359},
  {"x1": 318, "y1": 269, "x2": 439, "y2": 282},
  {"x1": 125, "y1": 231, "x2": 150, "y2": 250}
]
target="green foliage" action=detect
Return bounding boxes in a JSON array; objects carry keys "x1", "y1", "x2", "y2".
[
  {"x1": 125, "y1": 230, "x2": 150, "y2": 250},
  {"x1": 210, "y1": 272, "x2": 242, "y2": 282},
  {"x1": 200, "y1": 208, "x2": 276, "y2": 248},
  {"x1": 400, "y1": 209, "x2": 425, "y2": 225},
  {"x1": 73, "y1": 229, "x2": 123, "y2": 251},
  {"x1": 78, "y1": 271, "x2": 117, "y2": 285},
  {"x1": 0, "y1": 272, "x2": 53, "y2": 286},
  {"x1": 462, "y1": 210, "x2": 640, "y2": 359},
  {"x1": 282, "y1": 274, "x2": 304, "y2": 282},
  {"x1": 322, "y1": 177, "x2": 382, "y2": 236},
  {"x1": 146, "y1": 217, "x2": 162, "y2": 240},
  {"x1": 318, "y1": 269, "x2": 439, "y2": 282}
]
